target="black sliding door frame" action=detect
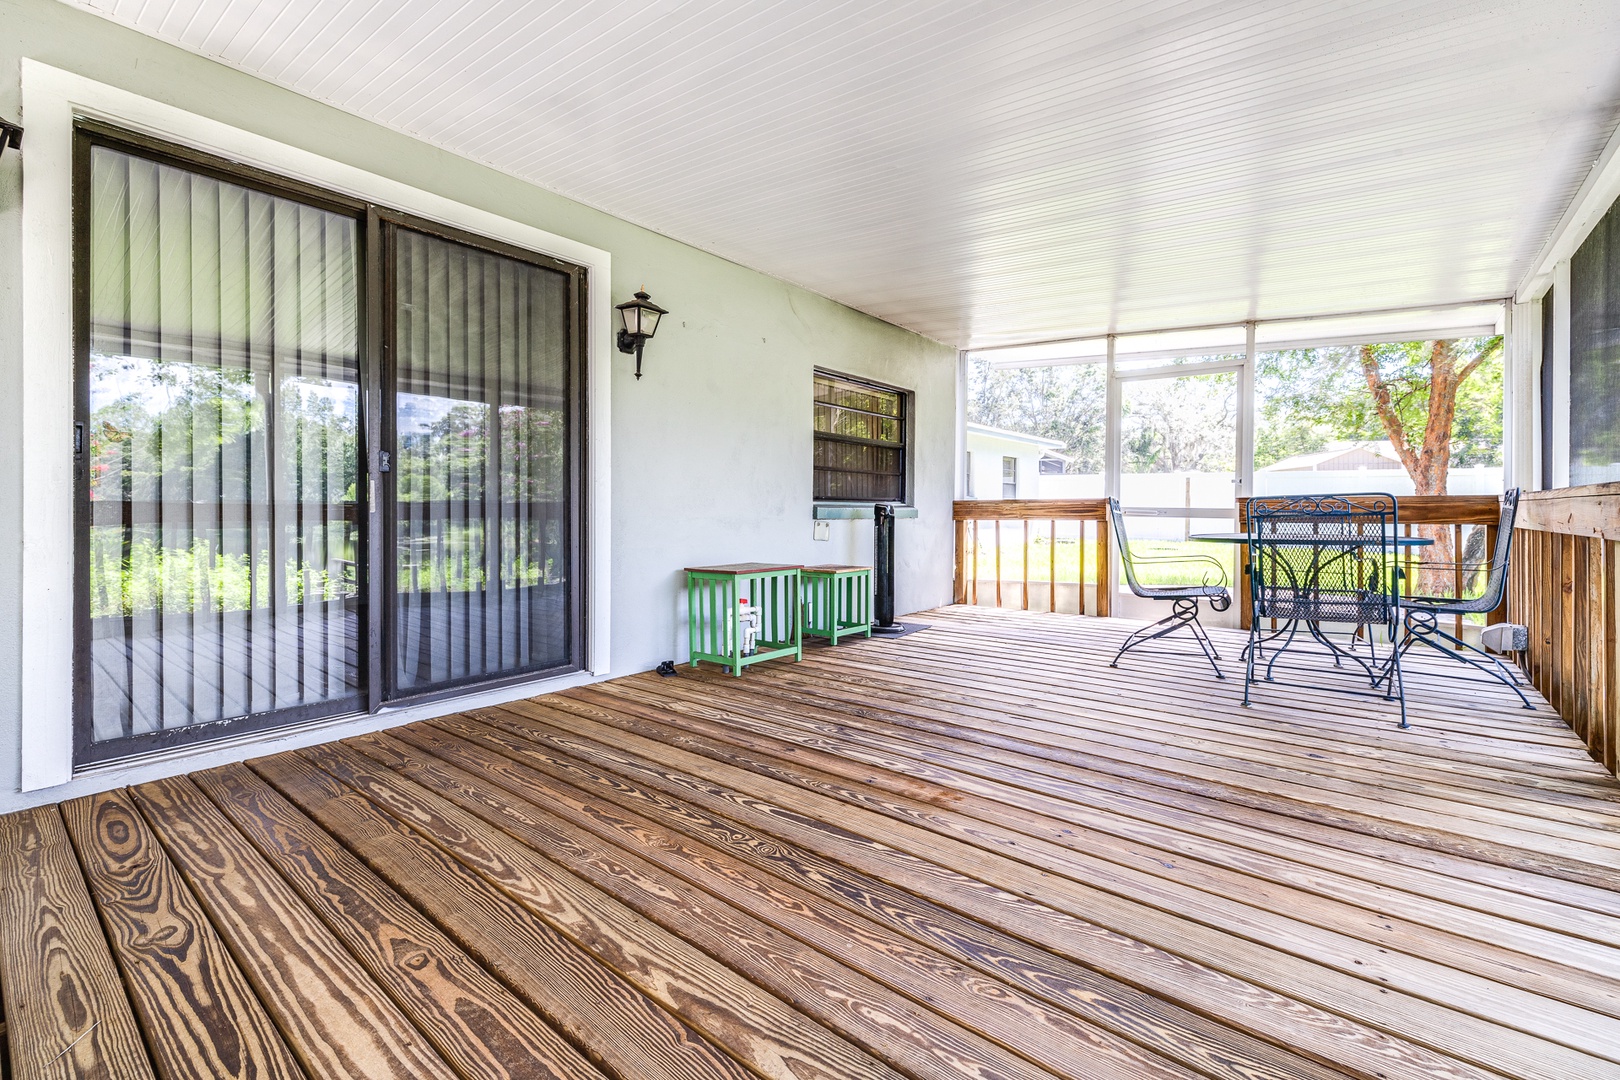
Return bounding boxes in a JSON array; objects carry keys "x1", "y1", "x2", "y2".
[
  {"x1": 71, "y1": 122, "x2": 588, "y2": 766},
  {"x1": 376, "y1": 208, "x2": 587, "y2": 708}
]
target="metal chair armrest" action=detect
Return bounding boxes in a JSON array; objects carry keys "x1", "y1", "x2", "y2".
[{"x1": 1123, "y1": 552, "x2": 1229, "y2": 588}]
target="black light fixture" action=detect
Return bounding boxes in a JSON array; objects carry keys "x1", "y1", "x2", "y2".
[
  {"x1": 0, "y1": 119, "x2": 21, "y2": 162},
  {"x1": 615, "y1": 288, "x2": 667, "y2": 379}
]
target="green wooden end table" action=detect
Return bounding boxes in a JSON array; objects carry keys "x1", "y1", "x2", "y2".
[
  {"x1": 685, "y1": 563, "x2": 804, "y2": 675},
  {"x1": 800, "y1": 565, "x2": 873, "y2": 645}
]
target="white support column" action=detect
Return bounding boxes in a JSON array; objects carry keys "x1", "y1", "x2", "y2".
[
  {"x1": 1551, "y1": 261, "x2": 1571, "y2": 489},
  {"x1": 955, "y1": 349, "x2": 969, "y2": 499},
  {"x1": 1504, "y1": 299, "x2": 1539, "y2": 491},
  {"x1": 1236, "y1": 321, "x2": 1256, "y2": 502},
  {"x1": 1104, "y1": 335, "x2": 1121, "y2": 500}
]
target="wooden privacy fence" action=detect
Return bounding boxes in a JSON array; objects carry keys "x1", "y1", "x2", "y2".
[
  {"x1": 1236, "y1": 494, "x2": 1508, "y2": 634},
  {"x1": 953, "y1": 500, "x2": 1111, "y2": 617},
  {"x1": 1511, "y1": 483, "x2": 1620, "y2": 776}
]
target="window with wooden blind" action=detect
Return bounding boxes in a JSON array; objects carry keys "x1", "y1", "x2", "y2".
[{"x1": 812, "y1": 370, "x2": 908, "y2": 503}]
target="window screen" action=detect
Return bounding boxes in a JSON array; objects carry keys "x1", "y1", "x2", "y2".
[
  {"x1": 1541, "y1": 286, "x2": 1555, "y2": 489},
  {"x1": 1002, "y1": 456, "x2": 1017, "y2": 498},
  {"x1": 1570, "y1": 201, "x2": 1620, "y2": 486},
  {"x1": 813, "y1": 371, "x2": 907, "y2": 502}
]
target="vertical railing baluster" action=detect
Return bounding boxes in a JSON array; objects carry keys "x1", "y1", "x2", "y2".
[
  {"x1": 1049, "y1": 518, "x2": 1057, "y2": 613},
  {"x1": 995, "y1": 519, "x2": 1002, "y2": 607},
  {"x1": 971, "y1": 520, "x2": 979, "y2": 606},
  {"x1": 1078, "y1": 519, "x2": 1087, "y2": 616},
  {"x1": 1022, "y1": 518, "x2": 1029, "y2": 611},
  {"x1": 1454, "y1": 522, "x2": 1465, "y2": 646}
]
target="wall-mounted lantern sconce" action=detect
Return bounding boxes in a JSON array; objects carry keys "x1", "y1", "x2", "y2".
[
  {"x1": 0, "y1": 119, "x2": 21, "y2": 162},
  {"x1": 615, "y1": 289, "x2": 667, "y2": 380}
]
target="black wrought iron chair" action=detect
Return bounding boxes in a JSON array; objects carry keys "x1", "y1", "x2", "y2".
[
  {"x1": 1394, "y1": 488, "x2": 1531, "y2": 708},
  {"x1": 1245, "y1": 493, "x2": 1407, "y2": 726},
  {"x1": 1106, "y1": 498, "x2": 1230, "y2": 678}
]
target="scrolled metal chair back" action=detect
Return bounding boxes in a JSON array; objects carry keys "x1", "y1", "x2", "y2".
[{"x1": 1247, "y1": 493, "x2": 1400, "y2": 634}]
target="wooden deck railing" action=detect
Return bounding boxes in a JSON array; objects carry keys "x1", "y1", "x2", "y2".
[
  {"x1": 1237, "y1": 494, "x2": 1507, "y2": 634},
  {"x1": 1510, "y1": 483, "x2": 1619, "y2": 775},
  {"x1": 952, "y1": 500, "x2": 1112, "y2": 617}
]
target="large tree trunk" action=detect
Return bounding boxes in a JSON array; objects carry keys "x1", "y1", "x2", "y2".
[{"x1": 1358, "y1": 339, "x2": 1494, "y2": 597}]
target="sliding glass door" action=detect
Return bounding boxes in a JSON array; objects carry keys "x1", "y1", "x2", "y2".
[
  {"x1": 387, "y1": 222, "x2": 579, "y2": 695},
  {"x1": 77, "y1": 139, "x2": 366, "y2": 763},
  {"x1": 73, "y1": 126, "x2": 584, "y2": 765}
]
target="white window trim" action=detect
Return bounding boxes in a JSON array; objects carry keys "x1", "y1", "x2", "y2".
[
  {"x1": 1549, "y1": 261, "x2": 1572, "y2": 489},
  {"x1": 1503, "y1": 298, "x2": 1540, "y2": 491},
  {"x1": 20, "y1": 61, "x2": 613, "y2": 792}
]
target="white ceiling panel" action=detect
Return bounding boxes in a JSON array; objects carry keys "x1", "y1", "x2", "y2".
[{"x1": 55, "y1": 0, "x2": 1620, "y2": 348}]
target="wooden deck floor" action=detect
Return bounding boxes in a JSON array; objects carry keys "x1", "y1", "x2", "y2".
[{"x1": 4, "y1": 605, "x2": 1619, "y2": 1080}]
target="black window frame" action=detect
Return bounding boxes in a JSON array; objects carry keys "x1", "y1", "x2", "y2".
[
  {"x1": 70, "y1": 120, "x2": 589, "y2": 766},
  {"x1": 812, "y1": 368, "x2": 911, "y2": 505}
]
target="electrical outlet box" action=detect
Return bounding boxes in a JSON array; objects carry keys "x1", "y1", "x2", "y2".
[{"x1": 813, "y1": 520, "x2": 831, "y2": 541}]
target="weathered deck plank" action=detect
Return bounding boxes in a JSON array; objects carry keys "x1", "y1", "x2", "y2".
[
  {"x1": 130, "y1": 775, "x2": 463, "y2": 1080},
  {"x1": 292, "y1": 739, "x2": 916, "y2": 1080},
  {"x1": 191, "y1": 762, "x2": 608, "y2": 1080},
  {"x1": 0, "y1": 806, "x2": 156, "y2": 1080},
  {"x1": 254, "y1": 750, "x2": 764, "y2": 1080},
  {"x1": 360, "y1": 723, "x2": 1202, "y2": 1080},
  {"x1": 375, "y1": 717, "x2": 1346, "y2": 1080},
  {"x1": 575, "y1": 675, "x2": 1620, "y2": 1008},
  {"x1": 5, "y1": 605, "x2": 1618, "y2": 1080},
  {"x1": 474, "y1": 693, "x2": 1618, "y2": 1079},
  {"x1": 60, "y1": 790, "x2": 307, "y2": 1080}
]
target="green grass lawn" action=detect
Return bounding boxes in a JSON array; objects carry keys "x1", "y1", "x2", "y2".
[{"x1": 966, "y1": 535, "x2": 1236, "y2": 589}]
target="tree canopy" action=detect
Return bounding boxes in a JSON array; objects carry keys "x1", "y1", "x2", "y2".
[
  {"x1": 970, "y1": 335, "x2": 1504, "y2": 493},
  {"x1": 1256, "y1": 337, "x2": 1503, "y2": 486},
  {"x1": 968, "y1": 362, "x2": 1105, "y2": 473}
]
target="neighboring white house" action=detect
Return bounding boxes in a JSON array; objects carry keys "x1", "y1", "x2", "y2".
[
  {"x1": 1256, "y1": 440, "x2": 1503, "y2": 497},
  {"x1": 1262, "y1": 441, "x2": 1405, "y2": 472},
  {"x1": 963, "y1": 423, "x2": 1066, "y2": 499}
]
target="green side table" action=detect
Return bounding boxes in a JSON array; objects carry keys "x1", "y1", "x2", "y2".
[
  {"x1": 801, "y1": 565, "x2": 873, "y2": 645},
  {"x1": 686, "y1": 563, "x2": 804, "y2": 675}
]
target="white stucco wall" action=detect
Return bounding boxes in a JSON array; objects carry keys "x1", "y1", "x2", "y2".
[{"x1": 0, "y1": 0, "x2": 956, "y2": 809}]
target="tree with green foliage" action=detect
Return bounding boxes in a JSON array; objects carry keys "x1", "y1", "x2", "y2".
[
  {"x1": 1120, "y1": 369, "x2": 1236, "y2": 473},
  {"x1": 1255, "y1": 336, "x2": 1504, "y2": 491},
  {"x1": 967, "y1": 361, "x2": 1105, "y2": 472}
]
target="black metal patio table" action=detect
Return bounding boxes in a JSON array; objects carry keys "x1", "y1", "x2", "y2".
[
  {"x1": 1188, "y1": 532, "x2": 1435, "y2": 547},
  {"x1": 1189, "y1": 529, "x2": 1433, "y2": 672}
]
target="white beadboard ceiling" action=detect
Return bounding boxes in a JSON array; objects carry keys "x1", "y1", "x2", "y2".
[{"x1": 57, "y1": 0, "x2": 1620, "y2": 349}]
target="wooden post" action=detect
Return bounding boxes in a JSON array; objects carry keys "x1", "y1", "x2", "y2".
[
  {"x1": 1095, "y1": 513, "x2": 1112, "y2": 618},
  {"x1": 946, "y1": 518, "x2": 959, "y2": 605},
  {"x1": 994, "y1": 520, "x2": 1002, "y2": 608},
  {"x1": 1453, "y1": 523, "x2": 1464, "y2": 645},
  {"x1": 1486, "y1": 524, "x2": 1507, "y2": 625},
  {"x1": 1048, "y1": 518, "x2": 1057, "y2": 614},
  {"x1": 1078, "y1": 521, "x2": 1087, "y2": 616},
  {"x1": 971, "y1": 520, "x2": 979, "y2": 606},
  {"x1": 1237, "y1": 497, "x2": 1252, "y2": 631},
  {"x1": 1606, "y1": 538, "x2": 1617, "y2": 774},
  {"x1": 1021, "y1": 520, "x2": 1029, "y2": 611}
]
